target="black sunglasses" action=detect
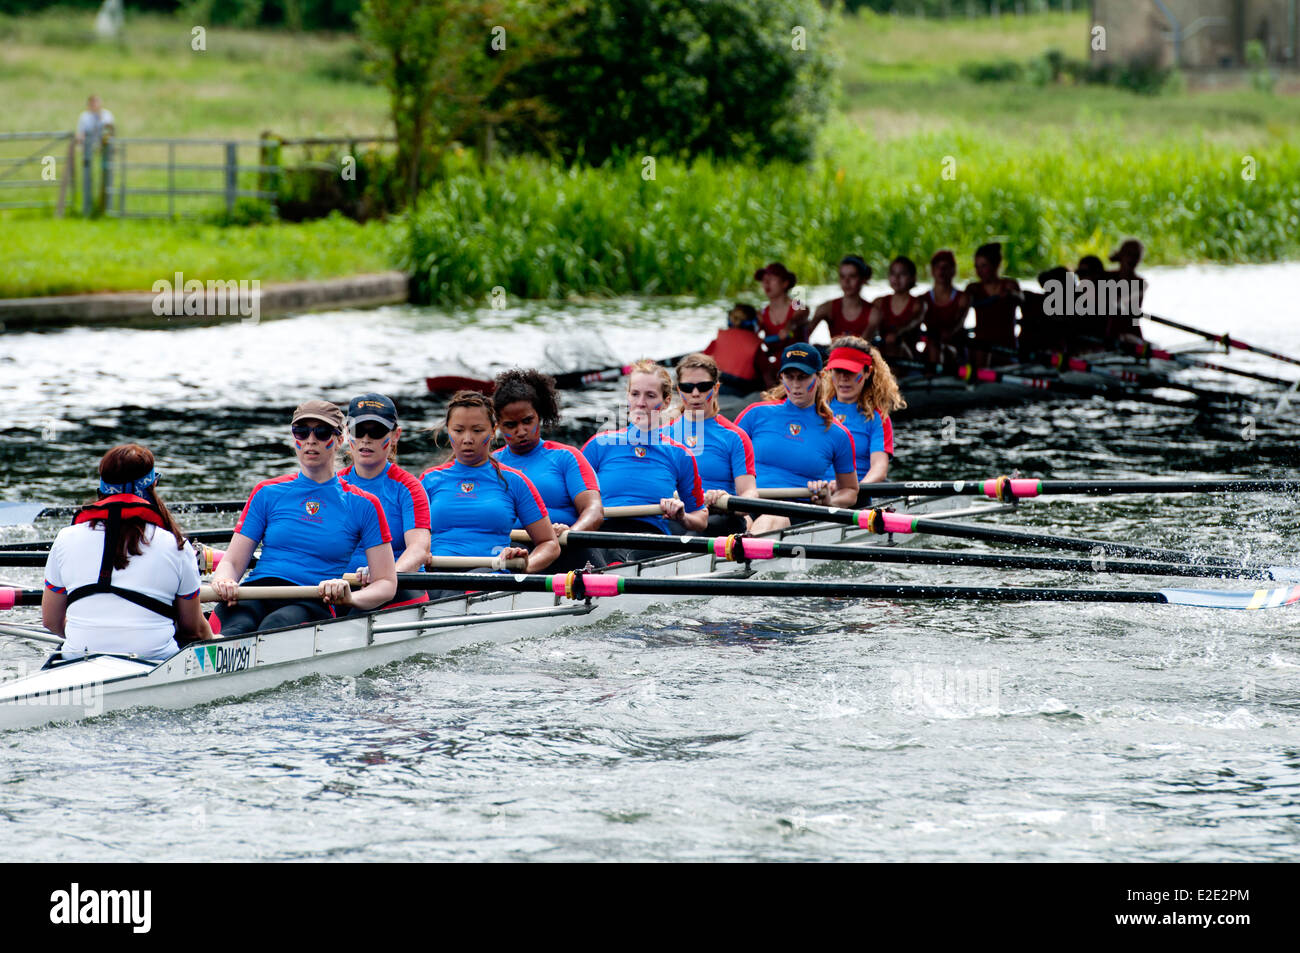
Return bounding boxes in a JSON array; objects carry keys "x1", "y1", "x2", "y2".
[
  {"x1": 292, "y1": 423, "x2": 339, "y2": 441},
  {"x1": 678, "y1": 380, "x2": 717, "y2": 394},
  {"x1": 349, "y1": 421, "x2": 393, "y2": 440}
]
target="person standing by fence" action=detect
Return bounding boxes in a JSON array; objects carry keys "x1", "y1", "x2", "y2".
[{"x1": 75, "y1": 95, "x2": 115, "y2": 149}]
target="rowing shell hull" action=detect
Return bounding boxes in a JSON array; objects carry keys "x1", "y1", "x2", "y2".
[
  {"x1": 0, "y1": 495, "x2": 1004, "y2": 731},
  {"x1": 718, "y1": 354, "x2": 1172, "y2": 421}
]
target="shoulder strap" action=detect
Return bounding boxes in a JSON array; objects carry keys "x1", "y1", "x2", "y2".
[{"x1": 65, "y1": 507, "x2": 179, "y2": 621}]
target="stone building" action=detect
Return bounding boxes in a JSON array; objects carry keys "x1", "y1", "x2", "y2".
[{"x1": 1092, "y1": 0, "x2": 1299, "y2": 68}]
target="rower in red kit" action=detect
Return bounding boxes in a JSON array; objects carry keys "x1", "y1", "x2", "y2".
[
  {"x1": 869, "y1": 256, "x2": 927, "y2": 360},
  {"x1": 704, "y1": 303, "x2": 774, "y2": 392},
  {"x1": 965, "y1": 242, "x2": 1022, "y2": 367},
  {"x1": 810, "y1": 255, "x2": 873, "y2": 340},
  {"x1": 754, "y1": 262, "x2": 811, "y2": 346},
  {"x1": 922, "y1": 249, "x2": 970, "y2": 367}
]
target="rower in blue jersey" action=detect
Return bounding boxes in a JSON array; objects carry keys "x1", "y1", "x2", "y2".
[
  {"x1": 420, "y1": 391, "x2": 559, "y2": 573},
  {"x1": 209, "y1": 399, "x2": 398, "y2": 635},
  {"x1": 492, "y1": 369, "x2": 602, "y2": 532},
  {"x1": 659, "y1": 352, "x2": 759, "y2": 534},
  {"x1": 582, "y1": 359, "x2": 706, "y2": 563},
  {"x1": 491, "y1": 368, "x2": 604, "y2": 571},
  {"x1": 823, "y1": 336, "x2": 907, "y2": 502},
  {"x1": 339, "y1": 392, "x2": 432, "y2": 607},
  {"x1": 734, "y1": 344, "x2": 859, "y2": 535}
]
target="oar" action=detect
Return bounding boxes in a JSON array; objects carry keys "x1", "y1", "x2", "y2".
[
  {"x1": 956, "y1": 364, "x2": 1228, "y2": 409},
  {"x1": 0, "y1": 622, "x2": 63, "y2": 645},
  {"x1": 813, "y1": 477, "x2": 1300, "y2": 502},
  {"x1": 714, "y1": 496, "x2": 1256, "y2": 569},
  {"x1": 389, "y1": 572, "x2": 1300, "y2": 611},
  {"x1": 1127, "y1": 341, "x2": 1299, "y2": 387},
  {"x1": 7, "y1": 573, "x2": 1298, "y2": 611},
  {"x1": 0, "y1": 498, "x2": 247, "y2": 526},
  {"x1": 532, "y1": 530, "x2": 1300, "y2": 582},
  {"x1": 1143, "y1": 313, "x2": 1300, "y2": 370},
  {"x1": 426, "y1": 352, "x2": 694, "y2": 396}
]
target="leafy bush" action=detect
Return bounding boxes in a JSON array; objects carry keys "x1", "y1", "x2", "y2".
[{"x1": 497, "y1": 0, "x2": 838, "y2": 166}]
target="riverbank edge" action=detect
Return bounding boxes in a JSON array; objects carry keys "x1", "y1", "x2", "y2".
[{"x1": 0, "y1": 271, "x2": 411, "y2": 332}]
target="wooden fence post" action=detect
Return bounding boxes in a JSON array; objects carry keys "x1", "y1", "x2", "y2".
[{"x1": 225, "y1": 141, "x2": 237, "y2": 215}]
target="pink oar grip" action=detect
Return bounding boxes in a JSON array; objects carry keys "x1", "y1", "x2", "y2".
[
  {"x1": 975, "y1": 368, "x2": 998, "y2": 383},
  {"x1": 585, "y1": 575, "x2": 621, "y2": 597},
  {"x1": 981, "y1": 479, "x2": 1041, "y2": 498},
  {"x1": 740, "y1": 539, "x2": 775, "y2": 560},
  {"x1": 0, "y1": 587, "x2": 14, "y2": 610},
  {"x1": 551, "y1": 574, "x2": 622, "y2": 597},
  {"x1": 881, "y1": 512, "x2": 915, "y2": 534}
]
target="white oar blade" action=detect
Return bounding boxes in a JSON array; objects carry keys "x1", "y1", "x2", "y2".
[
  {"x1": 1264, "y1": 566, "x2": 1300, "y2": 584},
  {"x1": 1159, "y1": 584, "x2": 1300, "y2": 610},
  {"x1": 0, "y1": 502, "x2": 47, "y2": 526}
]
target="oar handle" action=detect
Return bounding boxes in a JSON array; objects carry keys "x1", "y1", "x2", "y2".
[
  {"x1": 603, "y1": 504, "x2": 670, "y2": 518},
  {"x1": 200, "y1": 584, "x2": 322, "y2": 602}
]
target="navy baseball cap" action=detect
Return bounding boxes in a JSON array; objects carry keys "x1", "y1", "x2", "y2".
[
  {"x1": 347, "y1": 393, "x2": 398, "y2": 429},
  {"x1": 780, "y1": 343, "x2": 822, "y2": 376}
]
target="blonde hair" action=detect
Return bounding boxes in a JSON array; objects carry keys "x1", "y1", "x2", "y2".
[
  {"x1": 670, "y1": 352, "x2": 721, "y2": 418},
  {"x1": 626, "y1": 359, "x2": 674, "y2": 402},
  {"x1": 830, "y1": 335, "x2": 907, "y2": 415},
  {"x1": 762, "y1": 372, "x2": 836, "y2": 430}
]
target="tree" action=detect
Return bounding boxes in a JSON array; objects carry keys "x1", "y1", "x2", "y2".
[
  {"x1": 498, "y1": 0, "x2": 837, "y2": 165},
  {"x1": 358, "y1": 0, "x2": 582, "y2": 207}
]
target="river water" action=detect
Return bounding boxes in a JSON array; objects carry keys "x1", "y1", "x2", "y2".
[{"x1": 1, "y1": 263, "x2": 1298, "y2": 861}]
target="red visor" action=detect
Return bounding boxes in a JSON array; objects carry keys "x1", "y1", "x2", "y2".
[{"x1": 826, "y1": 347, "x2": 873, "y2": 374}]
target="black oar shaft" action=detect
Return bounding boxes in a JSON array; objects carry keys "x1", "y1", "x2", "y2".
[
  {"x1": 1145, "y1": 313, "x2": 1300, "y2": 369},
  {"x1": 389, "y1": 572, "x2": 1167, "y2": 604},
  {"x1": 559, "y1": 532, "x2": 1285, "y2": 581},
  {"x1": 716, "y1": 496, "x2": 1246, "y2": 568},
  {"x1": 856, "y1": 478, "x2": 1300, "y2": 498}
]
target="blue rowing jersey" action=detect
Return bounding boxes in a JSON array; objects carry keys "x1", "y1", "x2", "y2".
[
  {"x1": 235, "y1": 472, "x2": 392, "y2": 586},
  {"x1": 734, "y1": 399, "x2": 856, "y2": 489},
  {"x1": 581, "y1": 425, "x2": 705, "y2": 533},
  {"x1": 826, "y1": 399, "x2": 887, "y2": 479},
  {"x1": 493, "y1": 440, "x2": 599, "y2": 526},
  {"x1": 659, "y1": 414, "x2": 755, "y2": 495},
  {"x1": 339, "y1": 461, "x2": 431, "y2": 569},
  {"x1": 420, "y1": 458, "x2": 548, "y2": 557}
]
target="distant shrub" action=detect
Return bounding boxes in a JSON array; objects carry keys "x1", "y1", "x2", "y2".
[{"x1": 959, "y1": 59, "x2": 1024, "y2": 83}]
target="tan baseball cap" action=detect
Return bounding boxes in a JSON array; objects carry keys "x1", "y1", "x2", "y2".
[{"x1": 290, "y1": 399, "x2": 344, "y2": 430}]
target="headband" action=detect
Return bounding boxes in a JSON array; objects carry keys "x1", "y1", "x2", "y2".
[{"x1": 100, "y1": 468, "x2": 158, "y2": 497}]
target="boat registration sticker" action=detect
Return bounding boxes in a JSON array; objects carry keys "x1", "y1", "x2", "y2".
[{"x1": 185, "y1": 641, "x2": 255, "y2": 676}]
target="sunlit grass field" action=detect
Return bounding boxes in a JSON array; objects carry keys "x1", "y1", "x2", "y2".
[{"x1": 3, "y1": 7, "x2": 1298, "y2": 299}]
